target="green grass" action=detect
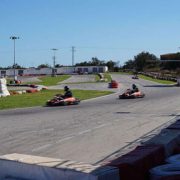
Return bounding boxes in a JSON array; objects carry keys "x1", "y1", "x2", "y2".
[
  {"x1": 104, "y1": 73, "x2": 112, "y2": 82},
  {"x1": 0, "y1": 89, "x2": 113, "y2": 110},
  {"x1": 26, "y1": 75, "x2": 71, "y2": 86},
  {"x1": 63, "y1": 73, "x2": 112, "y2": 84},
  {"x1": 139, "y1": 74, "x2": 175, "y2": 84},
  {"x1": 73, "y1": 89, "x2": 113, "y2": 100},
  {"x1": 110, "y1": 71, "x2": 133, "y2": 75}
]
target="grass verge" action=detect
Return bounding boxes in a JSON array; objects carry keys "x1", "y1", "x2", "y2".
[
  {"x1": 110, "y1": 71, "x2": 133, "y2": 75},
  {"x1": 0, "y1": 89, "x2": 113, "y2": 110},
  {"x1": 95, "y1": 73, "x2": 112, "y2": 82},
  {"x1": 25, "y1": 75, "x2": 71, "y2": 86},
  {"x1": 139, "y1": 74, "x2": 175, "y2": 84}
]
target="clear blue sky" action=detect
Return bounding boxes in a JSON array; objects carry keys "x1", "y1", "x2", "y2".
[{"x1": 0, "y1": 0, "x2": 180, "y2": 67}]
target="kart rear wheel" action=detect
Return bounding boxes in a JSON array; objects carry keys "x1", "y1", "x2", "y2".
[
  {"x1": 141, "y1": 94, "x2": 145, "y2": 98},
  {"x1": 63, "y1": 101, "x2": 68, "y2": 106},
  {"x1": 74, "y1": 100, "x2": 80, "y2": 105}
]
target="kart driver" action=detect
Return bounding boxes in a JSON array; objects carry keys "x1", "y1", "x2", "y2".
[
  {"x1": 62, "y1": 86, "x2": 73, "y2": 98},
  {"x1": 132, "y1": 84, "x2": 139, "y2": 93}
]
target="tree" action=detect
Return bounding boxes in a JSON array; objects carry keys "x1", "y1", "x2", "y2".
[
  {"x1": 76, "y1": 57, "x2": 105, "y2": 66},
  {"x1": 106, "y1": 60, "x2": 116, "y2": 71},
  {"x1": 123, "y1": 59, "x2": 135, "y2": 69},
  {"x1": 7, "y1": 63, "x2": 25, "y2": 69},
  {"x1": 76, "y1": 61, "x2": 90, "y2": 66},
  {"x1": 134, "y1": 51, "x2": 159, "y2": 71},
  {"x1": 37, "y1": 64, "x2": 50, "y2": 68},
  {"x1": 75, "y1": 57, "x2": 118, "y2": 71},
  {"x1": 55, "y1": 64, "x2": 63, "y2": 68},
  {"x1": 91, "y1": 57, "x2": 105, "y2": 66}
]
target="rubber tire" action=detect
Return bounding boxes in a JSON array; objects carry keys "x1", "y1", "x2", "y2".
[
  {"x1": 166, "y1": 154, "x2": 180, "y2": 164},
  {"x1": 150, "y1": 164, "x2": 180, "y2": 180}
]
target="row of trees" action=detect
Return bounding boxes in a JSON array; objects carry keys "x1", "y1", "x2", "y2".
[
  {"x1": 0, "y1": 63, "x2": 25, "y2": 70},
  {"x1": 122, "y1": 51, "x2": 180, "y2": 71},
  {"x1": 1, "y1": 52, "x2": 180, "y2": 71},
  {"x1": 0, "y1": 58, "x2": 119, "y2": 72},
  {"x1": 123, "y1": 52, "x2": 159, "y2": 71},
  {"x1": 74, "y1": 52, "x2": 180, "y2": 72},
  {"x1": 75, "y1": 57, "x2": 119, "y2": 71}
]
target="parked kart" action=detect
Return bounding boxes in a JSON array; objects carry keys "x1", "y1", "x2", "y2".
[
  {"x1": 119, "y1": 89, "x2": 145, "y2": 99},
  {"x1": 46, "y1": 94, "x2": 80, "y2": 106}
]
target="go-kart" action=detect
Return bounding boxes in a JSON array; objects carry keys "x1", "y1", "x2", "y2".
[
  {"x1": 46, "y1": 94, "x2": 80, "y2": 106},
  {"x1": 119, "y1": 89, "x2": 145, "y2": 99},
  {"x1": 132, "y1": 75, "x2": 139, "y2": 79}
]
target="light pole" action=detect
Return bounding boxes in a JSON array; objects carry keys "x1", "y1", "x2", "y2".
[
  {"x1": 72, "y1": 46, "x2": 75, "y2": 72},
  {"x1": 10, "y1": 36, "x2": 19, "y2": 81},
  {"x1": 51, "y1": 48, "x2": 58, "y2": 76}
]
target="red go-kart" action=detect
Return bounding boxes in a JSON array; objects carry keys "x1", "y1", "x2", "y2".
[
  {"x1": 119, "y1": 89, "x2": 145, "y2": 99},
  {"x1": 46, "y1": 94, "x2": 80, "y2": 106}
]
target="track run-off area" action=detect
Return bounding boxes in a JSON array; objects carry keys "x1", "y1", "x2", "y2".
[{"x1": 0, "y1": 74, "x2": 180, "y2": 165}]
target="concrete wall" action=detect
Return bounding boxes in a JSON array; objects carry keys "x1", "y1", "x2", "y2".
[{"x1": 0, "y1": 153, "x2": 119, "y2": 180}]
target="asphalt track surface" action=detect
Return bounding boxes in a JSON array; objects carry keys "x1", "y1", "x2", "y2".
[{"x1": 0, "y1": 74, "x2": 180, "y2": 165}]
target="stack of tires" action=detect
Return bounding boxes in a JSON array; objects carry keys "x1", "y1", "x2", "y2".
[
  {"x1": 150, "y1": 154, "x2": 180, "y2": 180},
  {"x1": 15, "y1": 80, "x2": 21, "y2": 84},
  {"x1": 0, "y1": 78, "x2": 10, "y2": 97},
  {"x1": 26, "y1": 89, "x2": 38, "y2": 93},
  {"x1": 109, "y1": 80, "x2": 119, "y2": 88}
]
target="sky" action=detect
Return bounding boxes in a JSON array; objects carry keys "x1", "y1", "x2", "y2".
[{"x1": 0, "y1": 0, "x2": 180, "y2": 68}]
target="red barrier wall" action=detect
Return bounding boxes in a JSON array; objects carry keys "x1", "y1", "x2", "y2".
[{"x1": 107, "y1": 145, "x2": 165, "y2": 180}]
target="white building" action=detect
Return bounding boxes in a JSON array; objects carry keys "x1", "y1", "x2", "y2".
[
  {"x1": 0, "y1": 66, "x2": 108, "y2": 77},
  {"x1": 75, "y1": 66, "x2": 108, "y2": 73},
  {"x1": 24, "y1": 68, "x2": 39, "y2": 76},
  {"x1": 56, "y1": 67, "x2": 75, "y2": 74}
]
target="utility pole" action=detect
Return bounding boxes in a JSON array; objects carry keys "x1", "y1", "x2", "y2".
[
  {"x1": 72, "y1": 46, "x2": 75, "y2": 72},
  {"x1": 51, "y1": 48, "x2": 58, "y2": 77},
  {"x1": 10, "y1": 36, "x2": 20, "y2": 81}
]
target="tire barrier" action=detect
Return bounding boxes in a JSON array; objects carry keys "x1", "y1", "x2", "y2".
[
  {"x1": 166, "y1": 120, "x2": 180, "y2": 130},
  {"x1": 16, "y1": 91, "x2": 23, "y2": 94},
  {"x1": 15, "y1": 80, "x2": 21, "y2": 84},
  {"x1": 108, "y1": 80, "x2": 119, "y2": 88},
  {"x1": 10, "y1": 90, "x2": 27, "y2": 95},
  {"x1": 166, "y1": 154, "x2": 180, "y2": 164},
  {"x1": 150, "y1": 164, "x2": 180, "y2": 180},
  {"x1": 0, "y1": 78, "x2": 10, "y2": 97},
  {"x1": 144, "y1": 129, "x2": 180, "y2": 157},
  {"x1": 7, "y1": 84, "x2": 47, "y2": 92},
  {"x1": 36, "y1": 85, "x2": 48, "y2": 91},
  {"x1": 7, "y1": 84, "x2": 38, "y2": 88},
  {"x1": 26, "y1": 89, "x2": 38, "y2": 93},
  {"x1": 0, "y1": 153, "x2": 120, "y2": 180},
  {"x1": 29, "y1": 84, "x2": 38, "y2": 88},
  {"x1": 173, "y1": 146, "x2": 180, "y2": 154},
  {"x1": 106, "y1": 145, "x2": 165, "y2": 180},
  {"x1": 10, "y1": 91, "x2": 19, "y2": 95}
]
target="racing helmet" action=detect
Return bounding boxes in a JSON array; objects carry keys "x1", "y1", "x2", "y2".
[
  {"x1": 132, "y1": 84, "x2": 137, "y2": 89},
  {"x1": 64, "y1": 86, "x2": 69, "y2": 91}
]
